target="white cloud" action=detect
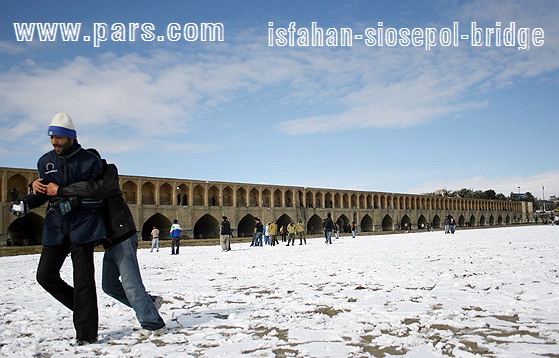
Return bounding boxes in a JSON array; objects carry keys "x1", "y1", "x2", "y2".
[
  {"x1": 0, "y1": 1, "x2": 557, "y2": 154},
  {"x1": 276, "y1": 1, "x2": 559, "y2": 135},
  {"x1": 410, "y1": 170, "x2": 559, "y2": 199},
  {"x1": 0, "y1": 40, "x2": 26, "y2": 55}
]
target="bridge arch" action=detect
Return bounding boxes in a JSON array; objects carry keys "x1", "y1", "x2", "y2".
[
  {"x1": 400, "y1": 215, "x2": 411, "y2": 230},
  {"x1": 336, "y1": 214, "x2": 350, "y2": 232},
  {"x1": 276, "y1": 214, "x2": 292, "y2": 231},
  {"x1": 432, "y1": 215, "x2": 441, "y2": 228},
  {"x1": 418, "y1": 214, "x2": 427, "y2": 229},
  {"x1": 307, "y1": 214, "x2": 322, "y2": 234},
  {"x1": 382, "y1": 215, "x2": 393, "y2": 231},
  {"x1": 142, "y1": 213, "x2": 172, "y2": 240},
  {"x1": 193, "y1": 214, "x2": 220, "y2": 239},
  {"x1": 237, "y1": 214, "x2": 255, "y2": 238},
  {"x1": 361, "y1": 214, "x2": 373, "y2": 232},
  {"x1": 7, "y1": 212, "x2": 44, "y2": 246}
]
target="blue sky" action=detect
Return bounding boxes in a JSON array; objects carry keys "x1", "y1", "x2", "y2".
[{"x1": 1, "y1": 0, "x2": 558, "y2": 199}]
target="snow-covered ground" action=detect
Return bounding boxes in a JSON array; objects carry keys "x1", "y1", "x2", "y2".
[{"x1": 1, "y1": 225, "x2": 558, "y2": 357}]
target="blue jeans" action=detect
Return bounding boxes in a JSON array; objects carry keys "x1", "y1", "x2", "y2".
[
  {"x1": 102, "y1": 234, "x2": 165, "y2": 331},
  {"x1": 254, "y1": 232, "x2": 263, "y2": 246},
  {"x1": 324, "y1": 230, "x2": 333, "y2": 244},
  {"x1": 150, "y1": 238, "x2": 159, "y2": 252}
]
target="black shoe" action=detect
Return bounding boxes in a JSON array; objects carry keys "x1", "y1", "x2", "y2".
[{"x1": 73, "y1": 338, "x2": 97, "y2": 346}]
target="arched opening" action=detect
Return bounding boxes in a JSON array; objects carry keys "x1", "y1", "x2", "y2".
[
  {"x1": 336, "y1": 214, "x2": 350, "y2": 233},
  {"x1": 417, "y1": 215, "x2": 427, "y2": 230},
  {"x1": 250, "y1": 188, "x2": 259, "y2": 207},
  {"x1": 432, "y1": 215, "x2": 441, "y2": 228},
  {"x1": 223, "y1": 186, "x2": 233, "y2": 206},
  {"x1": 480, "y1": 215, "x2": 486, "y2": 226},
  {"x1": 122, "y1": 181, "x2": 137, "y2": 204},
  {"x1": 307, "y1": 214, "x2": 322, "y2": 234},
  {"x1": 237, "y1": 188, "x2": 247, "y2": 207},
  {"x1": 285, "y1": 190, "x2": 293, "y2": 208},
  {"x1": 7, "y1": 174, "x2": 29, "y2": 201},
  {"x1": 193, "y1": 214, "x2": 220, "y2": 239},
  {"x1": 141, "y1": 182, "x2": 156, "y2": 205},
  {"x1": 334, "y1": 193, "x2": 341, "y2": 208},
  {"x1": 382, "y1": 215, "x2": 393, "y2": 231},
  {"x1": 343, "y1": 193, "x2": 349, "y2": 208},
  {"x1": 237, "y1": 214, "x2": 256, "y2": 238},
  {"x1": 276, "y1": 214, "x2": 292, "y2": 231},
  {"x1": 159, "y1": 183, "x2": 172, "y2": 205},
  {"x1": 178, "y1": 184, "x2": 189, "y2": 206},
  {"x1": 366, "y1": 195, "x2": 373, "y2": 209},
  {"x1": 274, "y1": 189, "x2": 282, "y2": 207},
  {"x1": 193, "y1": 185, "x2": 205, "y2": 206},
  {"x1": 315, "y1": 192, "x2": 323, "y2": 208},
  {"x1": 489, "y1": 215, "x2": 495, "y2": 226},
  {"x1": 469, "y1": 215, "x2": 476, "y2": 227},
  {"x1": 142, "y1": 214, "x2": 172, "y2": 241},
  {"x1": 208, "y1": 185, "x2": 219, "y2": 206},
  {"x1": 325, "y1": 192, "x2": 333, "y2": 208},
  {"x1": 306, "y1": 192, "x2": 314, "y2": 208},
  {"x1": 400, "y1": 215, "x2": 411, "y2": 230},
  {"x1": 505, "y1": 215, "x2": 511, "y2": 225},
  {"x1": 361, "y1": 214, "x2": 373, "y2": 232},
  {"x1": 497, "y1": 215, "x2": 503, "y2": 225},
  {"x1": 262, "y1": 189, "x2": 271, "y2": 208},
  {"x1": 7, "y1": 213, "x2": 44, "y2": 246},
  {"x1": 298, "y1": 190, "x2": 304, "y2": 208}
]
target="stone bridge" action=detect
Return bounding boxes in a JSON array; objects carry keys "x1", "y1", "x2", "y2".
[{"x1": 1, "y1": 167, "x2": 529, "y2": 245}]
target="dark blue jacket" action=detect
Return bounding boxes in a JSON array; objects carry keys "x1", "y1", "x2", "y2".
[{"x1": 24, "y1": 142, "x2": 106, "y2": 246}]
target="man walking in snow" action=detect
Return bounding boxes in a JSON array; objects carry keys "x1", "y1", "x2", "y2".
[
  {"x1": 33, "y1": 150, "x2": 167, "y2": 337},
  {"x1": 170, "y1": 219, "x2": 182, "y2": 255},
  {"x1": 11, "y1": 113, "x2": 103, "y2": 345}
]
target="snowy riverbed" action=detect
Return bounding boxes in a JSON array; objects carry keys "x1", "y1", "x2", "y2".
[{"x1": 1, "y1": 225, "x2": 558, "y2": 357}]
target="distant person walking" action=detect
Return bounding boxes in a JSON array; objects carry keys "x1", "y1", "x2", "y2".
[
  {"x1": 269, "y1": 220, "x2": 279, "y2": 246},
  {"x1": 350, "y1": 221, "x2": 356, "y2": 238},
  {"x1": 286, "y1": 222, "x2": 296, "y2": 246},
  {"x1": 323, "y1": 213, "x2": 334, "y2": 244},
  {"x1": 263, "y1": 222, "x2": 271, "y2": 245},
  {"x1": 334, "y1": 223, "x2": 340, "y2": 240},
  {"x1": 220, "y1": 216, "x2": 232, "y2": 252},
  {"x1": 252, "y1": 218, "x2": 264, "y2": 247},
  {"x1": 295, "y1": 220, "x2": 306, "y2": 245},
  {"x1": 444, "y1": 215, "x2": 450, "y2": 234},
  {"x1": 449, "y1": 216, "x2": 456, "y2": 234},
  {"x1": 170, "y1": 220, "x2": 182, "y2": 255},
  {"x1": 150, "y1": 226, "x2": 160, "y2": 252},
  {"x1": 279, "y1": 225, "x2": 287, "y2": 242}
]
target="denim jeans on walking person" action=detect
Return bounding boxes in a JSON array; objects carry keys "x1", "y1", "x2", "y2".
[
  {"x1": 254, "y1": 232, "x2": 263, "y2": 246},
  {"x1": 324, "y1": 230, "x2": 333, "y2": 244},
  {"x1": 150, "y1": 238, "x2": 159, "y2": 252},
  {"x1": 102, "y1": 234, "x2": 165, "y2": 331}
]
